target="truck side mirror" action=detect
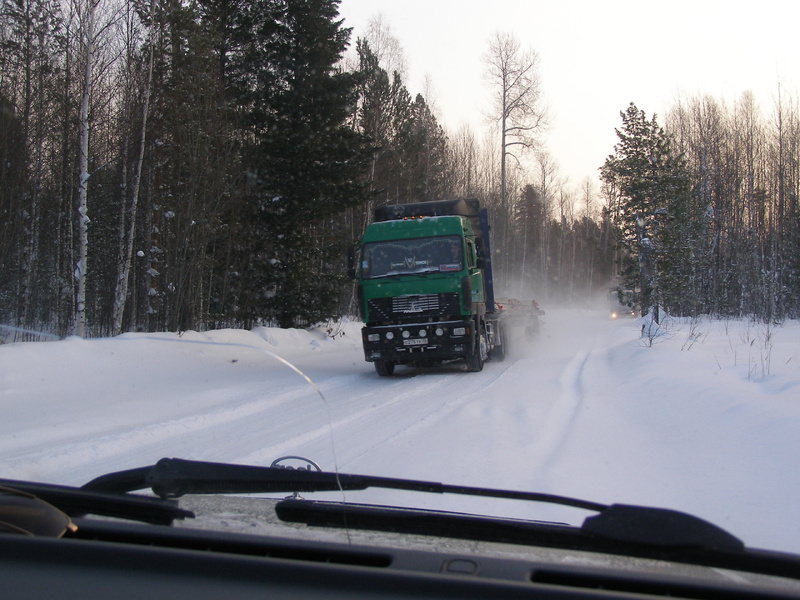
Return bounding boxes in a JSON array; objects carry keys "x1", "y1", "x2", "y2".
[{"x1": 474, "y1": 242, "x2": 486, "y2": 270}]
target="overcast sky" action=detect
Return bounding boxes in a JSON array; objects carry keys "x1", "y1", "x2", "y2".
[{"x1": 337, "y1": 0, "x2": 799, "y2": 191}]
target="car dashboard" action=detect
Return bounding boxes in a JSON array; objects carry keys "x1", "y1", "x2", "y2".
[{"x1": 3, "y1": 495, "x2": 799, "y2": 600}]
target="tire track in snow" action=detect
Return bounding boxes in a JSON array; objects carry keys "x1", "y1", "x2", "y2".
[
  {"x1": 4, "y1": 361, "x2": 473, "y2": 484},
  {"x1": 310, "y1": 360, "x2": 522, "y2": 471},
  {"x1": 530, "y1": 349, "x2": 590, "y2": 476},
  {"x1": 1, "y1": 370, "x2": 373, "y2": 485},
  {"x1": 4, "y1": 324, "x2": 587, "y2": 488},
  {"x1": 238, "y1": 366, "x2": 487, "y2": 467}
]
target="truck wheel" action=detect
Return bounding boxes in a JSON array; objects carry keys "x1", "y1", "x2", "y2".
[
  {"x1": 489, "y1": 323, "x2": 506, "y2": 362},
  {"x1": 374, "y1": 360, "x2": 395, "y2": 376},
  {"x1": 525, "y1": 316, "x2": 540, "y2": 339},
  {"x1": 465, "y1": 329, "x2": 486, "y2": 372}
]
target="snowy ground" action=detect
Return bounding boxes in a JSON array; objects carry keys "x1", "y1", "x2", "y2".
[{"x1": 2, "y1": 306, "x2": 799, "y2": 555}]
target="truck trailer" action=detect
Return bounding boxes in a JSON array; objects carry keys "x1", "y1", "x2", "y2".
[{"x1": 352, "y1": 199, "x2": 542, "y2": 376}]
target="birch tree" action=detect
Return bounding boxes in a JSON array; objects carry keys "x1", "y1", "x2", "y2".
[
  {"x1": 72, "y1": 0, "x2": 122, "y2": 336},
  {"x1": 363, "y1": 13, "x2": 407, "y2": 83},
  {"x1": 483, "y1": 32, "x2": 546, "y2": 212},
  {"x1": 73, "y1": 0, "x2": 96, "y2": 337}
]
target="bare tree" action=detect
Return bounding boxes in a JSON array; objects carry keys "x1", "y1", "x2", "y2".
[
  {"x1": 112, "y1": 0, "x2": 154, "y2": 335},
  {"x1": 449, "y1": 124, "x2": 479, "y2": 197},
  {"x1": 364, "y1": 13, "x2": 407, "y2": 81},
  {"x1": 581, "y1": 177, "x2": 597, "y2": 291},
  {"x1": 535, "y1": 151, "x2": 559, "y2": 296},
  {"x1": 483, "y1": 32, "x2": 546, "y2": 211}
]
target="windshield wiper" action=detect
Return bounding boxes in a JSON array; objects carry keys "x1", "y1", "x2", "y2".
[
  {"x1": 277, "y1": 500, "x2": 800, "y2": 583},
  {"x1": 68, "y1": 457, "x2": 800, "y2": 582},
  {"x1": 278, "y1": 499, "x2": 744, "y2": 553},
  {"x1": 0, "y1": 477, "x2": 193, "y2": 525},
  {"x1": 83, "y1": 458, "x2": 744, "y2": 552},
  {"x1": 369, "y1": 267, "x2": 441, "y2": 279}
]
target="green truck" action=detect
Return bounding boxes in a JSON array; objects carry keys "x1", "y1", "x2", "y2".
[{"x1": 352, "y1": 199, "x2": 542, "y2": 376}]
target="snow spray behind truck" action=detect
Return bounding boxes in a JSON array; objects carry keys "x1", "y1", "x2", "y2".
[{"x1": 352, "y1": 199, "x2": 543, "y2": 376}]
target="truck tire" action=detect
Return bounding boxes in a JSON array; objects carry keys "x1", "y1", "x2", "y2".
[
  {"x1": 489, "y1": 322, "x2": 506, "y2": 362},
  {"x1": 465, "y1": 327, "x2": 486, "y2": 372},
  {"x1": 525, "y1": 316, "x2": 540, "y2": 339},
  {"x1": 374, "y1": 359, "x2": 395, "y2": 376}
]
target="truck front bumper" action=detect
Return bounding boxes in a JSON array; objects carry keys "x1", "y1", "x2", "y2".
[{"x1": 361, "y1": 319, "x2": 474, "y2": 363}]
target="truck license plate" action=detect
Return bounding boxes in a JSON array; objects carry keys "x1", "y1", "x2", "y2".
[{"x1": 404, "y1": 338, "x2": 428, "y2": 346}]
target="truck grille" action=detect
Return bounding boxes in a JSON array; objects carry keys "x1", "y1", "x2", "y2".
[{"x1": 368, "y1": 293, "x2": 460, "y2": 321}]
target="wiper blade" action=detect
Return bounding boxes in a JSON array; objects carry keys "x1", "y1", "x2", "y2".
[
  {"x1": 368, "y1": 268, "x2": 439, "y2": 279},
  {"x1": 278, "y1": 501, "x2": 800, "y2": 583},
  {"x1": 277, "y1": 499, "x2": 742, "y2": 553},
  {"x1": 583, "y1": 503, "x2": 744, "y2": 551},
  {"x1": 0, "y1": 477, "x2": 193, "y2": 526},
  {"x1": 277, "y1": 499, "x2": 579, "y2": 545},
  {"x1": 83, "y1": 457, "x2": 606, "y2": 512},
  {"x1": 410, "y1": 267, "x2": 440, "y2": 274}
]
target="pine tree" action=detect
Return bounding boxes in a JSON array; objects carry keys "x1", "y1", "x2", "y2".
[
  {"x1": 601, "y1": 103, "x2": 697, "y2": 320},
  {"x1": 230, "y1": 0, "x2": 372, "y2": 328}
]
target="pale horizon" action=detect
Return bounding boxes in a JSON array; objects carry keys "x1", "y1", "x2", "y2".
[{"x1": 338, "y1": 0, "x2": 800, "y2": 192}]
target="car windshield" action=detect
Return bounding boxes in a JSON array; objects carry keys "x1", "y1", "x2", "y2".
[
  {"x1": 3, "y1": 311, "x2": 800, "y2": 552},
  {"x1": 2, "y1": 0, "x2": 800, "y2": 587},
  {"x1": 361, "y1": 235, "x2": 463, "y2": 278}
]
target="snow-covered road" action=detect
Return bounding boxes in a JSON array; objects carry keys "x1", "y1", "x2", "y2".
[{"x1": 2, "y1": 307, "x2": 800, "y2": 553}]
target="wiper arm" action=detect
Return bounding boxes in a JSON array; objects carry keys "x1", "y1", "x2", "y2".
[
  {"x1": 83, "y1": 457, "x2": 606, "y2": 512},
  {"x1": 0, "y1": 477, "x2": 193, "y2": 526}
]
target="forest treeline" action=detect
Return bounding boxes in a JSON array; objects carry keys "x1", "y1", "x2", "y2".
[
  {"x1": 1, "y1": 0, "x2": 797, "y2": 339},
  {"x1": 603, "y1": 96, "x2": 800, "y2": 324}
]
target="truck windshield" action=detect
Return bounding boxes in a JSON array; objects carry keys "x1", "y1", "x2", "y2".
[{"x1": 361, "y1": 235, "x2": 464, "y2": 279}]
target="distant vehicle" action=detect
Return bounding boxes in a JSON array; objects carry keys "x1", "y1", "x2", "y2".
[
  {"x1": 352, "y1": 199, "x2": 543, "y2": 375},
  {"x1": 3, "y1": 456, "x2": 800, "y2": 600},
  {"x1": 609, "y1": 288, "x2": 637, "y2": 319}
]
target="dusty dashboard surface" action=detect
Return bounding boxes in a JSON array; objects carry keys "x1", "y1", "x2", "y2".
[
  {"x1": 173, "y1": 495, "x2": 800, "y2": 598},
  {"x1": 2, "y1": 490, "x2": 800, "y2": 600}
]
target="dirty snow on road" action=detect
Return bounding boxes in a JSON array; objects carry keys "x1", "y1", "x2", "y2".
[{"x1": 1, "y1": 307, "x2": 799, "y2": 554}]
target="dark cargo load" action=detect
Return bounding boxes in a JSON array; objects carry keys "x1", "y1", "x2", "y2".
[{"x1": 373, "y1": 199, "x2": 481, "y2": 222}]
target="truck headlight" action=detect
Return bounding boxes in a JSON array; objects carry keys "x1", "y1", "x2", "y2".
[
  {"x1": 367, "y1": 333, "x2": 380, "y2": 342},
  {"x1": 453, "y1": 327, "x2": 466, "y2": 336},
  {"x1": 418, "y1": 329, "x2": 427, "y2": 337},
  {"x1": 385, "y1": 331, "x2": 394, "y2": 340},
  {"x1": 402, "y1": 330, "x2": 410, "y2": 339},
  {"x1": 435, "y1": 327, "x2": 444, "y2": 336}
]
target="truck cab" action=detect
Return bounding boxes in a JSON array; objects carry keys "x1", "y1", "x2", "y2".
[{"x1": 356, "y1": 200, "x2": 496, "y2": 376}]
